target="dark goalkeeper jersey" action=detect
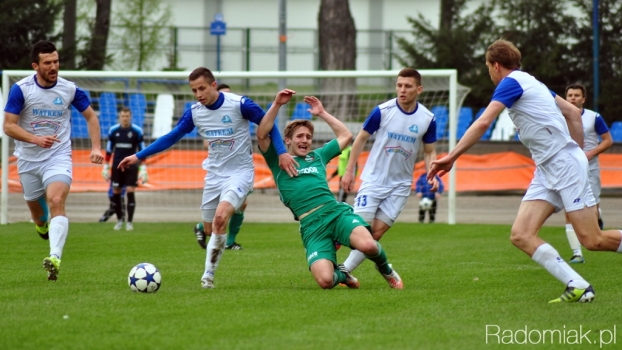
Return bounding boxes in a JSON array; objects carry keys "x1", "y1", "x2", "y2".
[{"x1": 106, "y1": 123, "x2": 146, "y2": 166}]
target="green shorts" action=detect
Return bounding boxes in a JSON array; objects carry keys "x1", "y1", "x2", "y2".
[{"x1": 299, "y1": 201, "x2": 371, "y2": 267}]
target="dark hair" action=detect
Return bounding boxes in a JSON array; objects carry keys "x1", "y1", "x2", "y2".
[
  {"x1": 486, "y1": 39, "x2": 522, "y2": 70},
  {"x1": 565, "y1": 83, "x2": 586, "y2": 98},
  {"x1": 217, "y1": 83, "x2": 230, "y2": 91},
  {"x1": 398, "y1": 68, "x2": 422, "y2": 86},
  {"x1": 188, "y1": 67, "x2": 216, "y2": 83},
  {"x1": 120, "y1": 106, "x2": 132, "y2": 114},
  {"x1": 284, "y1": 120, "x2": 314, "y2": 140},
  {"x1": 31, "y1": 40, "x2": 57, "y2": 64}
]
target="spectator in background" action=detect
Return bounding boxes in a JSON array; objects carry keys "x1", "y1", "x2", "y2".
[{"x1": 415, "y1": 172, "x2": 444, "y2": 223}]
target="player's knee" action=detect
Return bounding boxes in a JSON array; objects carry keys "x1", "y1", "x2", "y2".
[
  {"x1": 509, "y1": 227, "x2": 529, "y2": 248},
  {"x1": 317, "y1": 278, "x2": 333, "y2": 289},
  {"x1": 355, "y1": 239, "x2": 378, "y2": 255},
  {"x1": 578, "y1": 233, "x2": 606, "y2": 251}
]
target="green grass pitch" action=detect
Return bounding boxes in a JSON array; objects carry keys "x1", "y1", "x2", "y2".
[{"x1": 1, "y1": 222, "x2": 620, "y2": 349}]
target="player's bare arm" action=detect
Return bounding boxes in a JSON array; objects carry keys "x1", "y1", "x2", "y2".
[
  {"x1": 82, "y1": 106, "x2": 104, "y2": 164},
  {"x1": 554, "y1": 95, "x2": 584, "y2": 148},
  {"x1": 118, "y1": 155, "x2": 139, "y2": 171},
  {"x1": 3, "y1": 111, "x2": 60, "y2": 148},
  {"x1": 586, "y1": 131, "x2": 613, "y2": 161},
  {"x1": 422, "y1": 142, "x2": 439, "y2": 192},
  {"x1": 429, "y1": 101, "x2": 503, "y2": 180},
  {"x1": 257, "y1": 89, "x2": 295, "y2": 152},
  {"x1": 341, "y1": 129, "x2": 370, "y2": 193},
  {"x1": 304, "y1": 96, "x2": 352, "y2": 150}
]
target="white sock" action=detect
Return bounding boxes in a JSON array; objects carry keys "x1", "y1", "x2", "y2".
[
  {"x1": 49, "y1": 216, "x2": 69, "y2": 259},
  {"x1": 616, "y1": 231, "x2": 622, "y2": 253},
  {"x1": 343, "y1": 250, "x2": 366, "y2": 272},
  {"x1": 565, "y1": 224, "x2": 582, "y2": 256},
  {"x1": 532, "y1": 243, "x2": 589, "y2": 289},
  {"x1": 202, "y1": 233, "x2": 226, "y2": 280}
]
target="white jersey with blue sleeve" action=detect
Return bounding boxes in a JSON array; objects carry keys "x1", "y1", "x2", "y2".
[
  {"x1": 582, "y1": 108, "x2": 609, "y2": 170},
  {"x1": 3, "y1": 74, "x2": 90, "y2": 162},
  {"x1": 491, "y1": 70, "x2": 576, "y2": 165},
  {"x1": 360, "y1": 99, "x2": 436, "y2": 193},
  {"x1": 185, "y1": 92, "x2": 254, "y2": 176},
  {"x1": 136, "y1": 92, "x2": 286, "y2": 177}
]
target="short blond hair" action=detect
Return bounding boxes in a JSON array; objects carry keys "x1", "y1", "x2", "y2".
[
  {"x1": 284, "y1": 120, "x2": 314, "y2": 139},
  {"x1": 486, "y1": 39, "x2": 521, "y2": 70}
]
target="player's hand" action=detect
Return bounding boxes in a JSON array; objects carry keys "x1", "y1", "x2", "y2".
[
  {"x1": 34, "y1": 135, "x2": 60, "y2": 148},
  {"x1": 428, "y1": 176, "x2": 440, "y2": 192},
  {"x1": 138, "y1": 165, "x2": 148, "y2": 184},
  {"x1": 102, "y1": 164, "x2": 110, "y2": 181},
  {"x1": 90, "y1": 149, "x2": 104, "y2": 164},
  {"x1": 428, "y1": 155, "x2": 455, "y2": 180},
  {"x1": 278, "y1": 153, "x2": 299, "y2": 177},
  {"x1": 274, "y1": 89, "x2": 296, "y2": 105},
  {"x1": 118, "y1": 155, "x2": 139, "y2": 171},
  {"x1": 304, "y1": 96, "x2": 325, "y2": 116},
  {"x1": 341, "y1": 171, "x2": 355, "y2": 193}
]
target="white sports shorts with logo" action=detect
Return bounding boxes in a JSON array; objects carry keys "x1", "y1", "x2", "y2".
[
  {"x1": 353, "y1": 182, "x2": 410, "y2": 226},
  {"x1": 200, "y1": 168, "x2": 253, "y2": 222},
  {"x1": 17, "y1": 152, "x2": 73, "y2": 201},
  {"x1": 523, "y1": 144, "x2": 596, "y2": 213}
]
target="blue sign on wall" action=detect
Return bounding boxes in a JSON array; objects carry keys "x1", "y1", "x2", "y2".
[{"x1": 210, "y1": 14, "x2": 226, "y2": 36}]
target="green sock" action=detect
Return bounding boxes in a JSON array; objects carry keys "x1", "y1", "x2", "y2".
[
  {"x1": 365, "y1": 242, "x2": 392, "y2": 275},
  {"x1": 332, "y1": 269, "x2": 347, "y2": 288},
  {"x1": 226, "y1": 212, "x2": 244, "y2": 246}
]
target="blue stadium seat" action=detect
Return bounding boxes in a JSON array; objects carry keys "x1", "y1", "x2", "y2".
[
  {"x1": 457, "y1": 107, "x2": 473, "y2": 139},
  {"x1": 99, "y1": 92, "x2": 118, "y2": 137},
  {"x1": 291, "y1": 102, "x2": 312, "y2": 120},
  {"x1": 610, "y1": 121, "x2": 622, "y2": 142},
  {"x1": 71, "y1": 106, "x2": 89, "y2": 138},
  {"x1": 128, "y1": 93, "x2": 147, "y2": 129},
  {"x1": 430, "y1": 105, "x2": 448, "y2": 140}
]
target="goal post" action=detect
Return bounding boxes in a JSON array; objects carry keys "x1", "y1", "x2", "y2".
[{"x1": 1, "y1": 69, "x2": 468, "y2": 225}]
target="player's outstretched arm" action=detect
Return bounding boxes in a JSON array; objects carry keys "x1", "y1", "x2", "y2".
[
  {"x1": 341, "y1": 129, "x2": 369, "y2": 193},
  {"x1": 82, "y1": 106, "x2": 104, "y2": 164},
  {"x1": 429, "y1": 101, "x2": 503, "y2": 180},
  {"x1": 304, "y1": 96, "x2": 352, "y2": 150},
  {"x1": 554, "y1": 95, "x2": 584, "y2": 148},
  {"x1": 257, "y1": 89, "x2": 295, "y2": 152},
  {"x1": 118, "y1": 155, "x2": 139, "y2": 171}
]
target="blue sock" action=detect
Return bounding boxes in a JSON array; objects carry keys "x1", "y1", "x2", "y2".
[{"x1": 37, "y1": 197, "x2": 49, "y2": 223}]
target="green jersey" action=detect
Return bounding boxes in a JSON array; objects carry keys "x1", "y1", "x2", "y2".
[{"x1": 262, "y1": 139, "x2": 341, "y2": 219}]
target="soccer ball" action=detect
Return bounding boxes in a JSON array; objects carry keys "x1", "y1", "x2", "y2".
[
  {"x1": 128, "y1": 263, "x2": 161, "y2": 293},
  {"x1": 419, "y1": 197, "x2": 433, "y2": 211}
]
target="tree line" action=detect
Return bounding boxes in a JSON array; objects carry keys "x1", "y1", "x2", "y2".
[{"x1": 396, "y1": 0, "x2": 622, "y2": 125}]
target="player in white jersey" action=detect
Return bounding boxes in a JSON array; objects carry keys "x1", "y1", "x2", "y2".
[
  {"x1": 118, "y1": 67, "x2": 298, "y2": 289},
  {"x1": 2, "y1": 40, "x2": 104, "y2": 281},
  {"x1": 340, "y1": 68, "x2": 439, "y2": 273},
  {"x1": 562, "y1": 84, "x2": 612, "y2": 263},
  {"x1": 428, "y1": 39, "x2": 622, "y2": 303}
]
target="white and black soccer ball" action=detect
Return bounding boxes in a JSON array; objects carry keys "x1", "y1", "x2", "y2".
[
  {"x1": 419, "y1": 197, "x2": 433, "y2": 211},
  {"x1": 128, "y1": 263, "x2": 161, "y2": 293}
]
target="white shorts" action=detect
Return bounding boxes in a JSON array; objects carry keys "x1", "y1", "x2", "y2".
[
  {"x1": 353, "y1": 183, "x2": 409, "y2": 226},
  {"x1": 523, "y1": 145, "x2": 595, "y2": 213},
  {"x1": 200, "y1": 169, "x2": 253, "y2": 222},
  {"x1": 588, "y1": 167, "x2": 601, "y2": 203},
  {"x1": 17, "y1": 153, "x2": 72, "y2": 201}
]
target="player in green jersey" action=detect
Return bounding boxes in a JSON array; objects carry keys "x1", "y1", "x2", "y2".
[{"x1": 257, "y1": 89, "x2": 403, "y2": 289}]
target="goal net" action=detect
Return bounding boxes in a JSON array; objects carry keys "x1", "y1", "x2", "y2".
[{"x1": 1, "y1": 70, "x2": 469, "y2": 224}]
